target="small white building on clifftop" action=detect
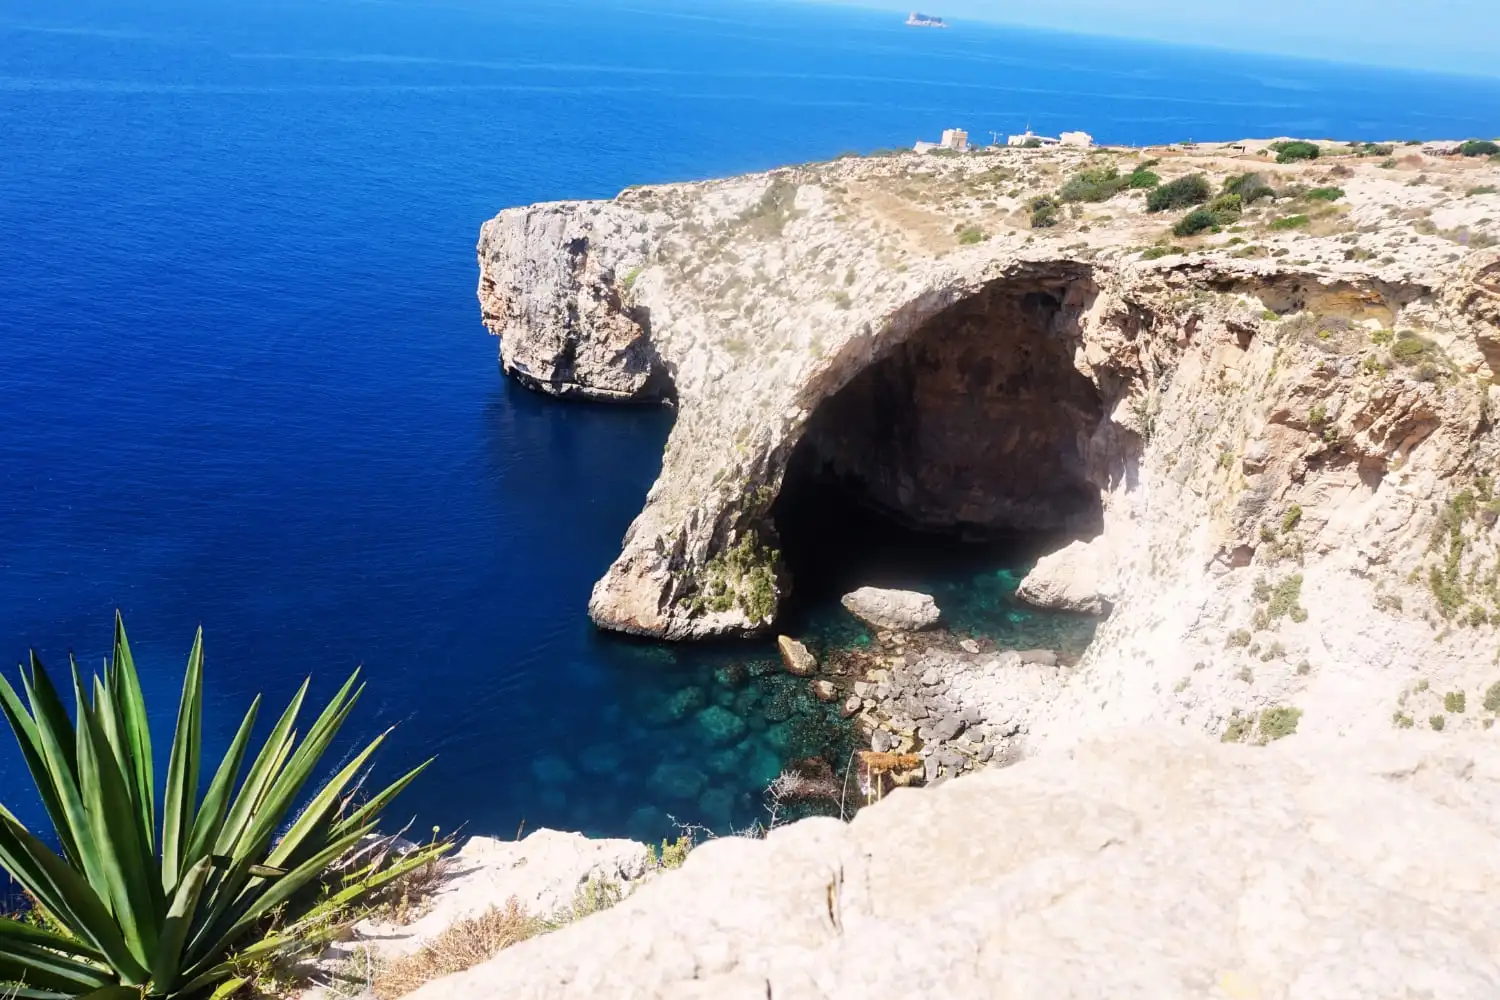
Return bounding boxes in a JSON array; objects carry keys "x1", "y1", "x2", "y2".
[{"x1": 913, "y1": 127, "x2": 969, "y2": 154}]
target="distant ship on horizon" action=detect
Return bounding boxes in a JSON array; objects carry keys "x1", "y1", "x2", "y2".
[{"x1": 906, "y1": 11, "x2": 948, "y2": 28}]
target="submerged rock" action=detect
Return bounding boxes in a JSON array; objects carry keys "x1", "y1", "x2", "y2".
[
  {"x1": 646, "y1": 762, "x2": 707, "y2": 801},
  {"x1": 777, "y1": 635, "x2": 818, "y2": 676},
  {"x1": 840, "y1": 587, "x2": 941, "y2": 631},
  {"x1": 695, "y1": 705, "x2": 748, "y2": 745}
]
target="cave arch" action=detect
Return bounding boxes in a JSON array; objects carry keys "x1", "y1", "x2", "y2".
[{"x1": 770, "y1": 271, "x2": 1109, "y2": 607}]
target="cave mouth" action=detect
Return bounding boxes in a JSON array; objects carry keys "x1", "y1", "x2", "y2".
[{"x1": 771, "y1": 275, "x2": 1107, "y2": 630}]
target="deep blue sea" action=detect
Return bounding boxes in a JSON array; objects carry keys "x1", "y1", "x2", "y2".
[{"x1": 2, "y1": 0, "x2": 1498, "y2": 842}]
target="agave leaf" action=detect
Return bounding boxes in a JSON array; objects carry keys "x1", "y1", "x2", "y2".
[
  {"x1": 0, "y1": 935, "x2": 114, "y2": 993},
  {"x1": 264, "y1": 728, "x2": 390, "y2": 870},
  {"x1": 274, "y1": 672, "x2": 362, "y2": 790},
  {"x1": 76, "y1": 988, "x2": 143, "y2": 1000},
  {"x1": 149, "y1": 855, "x2": 213, "y2": 992},
  {"x1": 0, "y1": 809, "x2": 146, "y2": 984},
  {"x1": 19, "y1": 660, "x2": 110, "y2": 912},
  {"x1": 0, "y1": 916, "x2": 104, "y2": 960},
  {"x1": 21, "y1": 654, "x2": 79, "y2": 782},
  {"x1": 183, "y1": 822, "x2": 375, "y2": 979},
  {"x1": 212, "y1": 680, "x2": 307, "y2": 857},
  {"x1": 89, "y1": 674, "x2": 153, "y2": 862},
  {"x1": 0, "y1": 987, "x2": 78, "y2": 1000},
  {"x1": 0, "y1": 670, "x2": 80, "y2": 867},
  {"x1": 313, "y1": 837, "x2": 453, "y2": 916},
  {"x1": 207, "y1": 975, "x2": 250, "y2": 1000},
  {"x1": 73, "y1": 673, "x2": 162, "y2": 970},
  {"x1": 332, "y1": 759, "x2": 434, "y2": 839},
  {"x1": 161, "y1": 628, "x2": 204, "y2": 891},
  {"x1": 108, "y1": 612, "x2": 155, "y2": 846},
  {"x1": 230, "y1": 676, "x2": 366, "y2": 872},
  {"x1": 181, "y1": 697, "x2": 259, "y2": 876}
]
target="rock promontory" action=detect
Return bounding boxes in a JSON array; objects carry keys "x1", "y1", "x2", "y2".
[{"x1": 479, "y1": 138, "x2": 1500, "y2": 750}]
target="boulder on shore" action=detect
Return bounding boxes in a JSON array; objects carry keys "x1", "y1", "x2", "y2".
[
  {"x1": 840, "y1": 587, "x2": 940, "y2": 631},
  {"x1": 777, "y1": 635, "x2": 818, "y2": 676},
  {"x1": 1015, "y1": 539, "x2": 1112, "y2": 615}
]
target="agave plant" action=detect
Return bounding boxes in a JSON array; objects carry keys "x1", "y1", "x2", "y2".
[{"x1": 0, "y1": 614, "x2": 443, "y2": 999}]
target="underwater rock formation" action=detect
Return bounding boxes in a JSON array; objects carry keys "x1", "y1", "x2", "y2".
[{"x1": 479, "y1": 140, "x2": 1500, "y2": 749}]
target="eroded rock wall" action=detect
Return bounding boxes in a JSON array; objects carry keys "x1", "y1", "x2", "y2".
[{"x1": 793, "y1": 276, "x2": 1106, "y2": 534}]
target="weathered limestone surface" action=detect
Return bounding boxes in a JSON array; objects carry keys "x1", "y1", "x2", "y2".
[
  {"x1": 478, "y1": 141, "x2": 1500, "y2": 749},
  {"x1": 408, "y1": 727, "x2": 1500, "y2": 1000}
]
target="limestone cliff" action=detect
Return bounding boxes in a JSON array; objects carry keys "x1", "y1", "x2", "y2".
[{"x1": 478, "y1": 139, "x2": 1500, "y2": 748}]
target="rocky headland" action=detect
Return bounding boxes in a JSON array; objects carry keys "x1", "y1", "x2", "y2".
[
  {"x1": 332, "y1": 137, "x2": 1500, "y2": 998},
  {"x1": 479, "y1": 136, "x2": 1500, "y2": 754}
]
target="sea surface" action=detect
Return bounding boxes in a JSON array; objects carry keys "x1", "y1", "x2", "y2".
[{"x1": 2, "y1": 0, "x2": 1498, "y2": 841}]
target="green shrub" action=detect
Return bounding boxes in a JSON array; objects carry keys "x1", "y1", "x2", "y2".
[
  {"x1": 1223, "y1": 172, "x2": 1275, "y2": 204},
  {"x1": 1281, "y1": 505, "x2": 1303, "y2": 532},
  {"x1": 735, "y1": 177, "x2": 800, "y2": 239},
  {"x1": 1272, "y1": 140, "x2": 1320, "y2": 163},
  {"x1": 1484, "y1": 681, "x2": 1500, "y2": 713},
  {"x1": 1306, "y1": 186, "x2": 1345, "y2": 202},
  {"x1": 1147, "y1": 174, "x2": 1211, "y2": 212},
  {"x1": 1029, "y1": 196, "x2": 1060, "y2": 229},
  {"x1": 1059, "y1": 166, "x2": 1128, "y2": 203},
  {"x1": 1444, "y1": 691, "x2": 1467, "y2": 714},
  {"x1": 1459, "y1": 139, "x2": 1500, "y2": 157},
  {"x1": 0, "y1": 615, "x2": 445, "y2": 999},
  {"x1": 1140, "y1": 245, "x2": 1184, "y2": 260},
  {"x1": 1259, "y1": 706, "x2": 1302, "y2": 741},
  {"x1": 1226, "y1": 629, "x2": 1253, "y2": 648},
  {"x1": 956, "y1": 226, "x2": 984, "y2": 245},
  {"x1": 1430, "y1": 714, "x2": 1446, "y2": 731},
  {"x1": 1389, "y1": 331, "x2": 1431, "y2": 363},
  {"x1": 1269, "y1": 214, "x2": 1310, "y2": 231},
  {"x1": 1266, "y1": 574, "x2": 1306, "y2": 623},
  {"x1": 1221, "y1": 711, "x2": 1252, "y2": 743},
  {"x1": 1470, "y1": 185, "x2": 1499, "y2": 197},
  {"x1": 1359, "y1": 143, "x2": 1395, "y2": 156},
  {"x1": 1392, "y1": 711, "x2": 1414, "y2": 728},
  {"x1": 1128, "y1": 168, "x2": 1160, "y2": 189},
  {"x1": 1173, "y1": 208, "x2": 1221, "y2": 236}
]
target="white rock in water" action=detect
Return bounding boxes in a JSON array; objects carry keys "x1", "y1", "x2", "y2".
[
  {"x1": 840, "y1": 587, "x2": 940, "y2": 630},
  {"x1": 777, "y1": 635, "x2": 818, "y2": 676},
  {"x1": 1016, "y1": 539, "x2": 1112, "y2": 615}
]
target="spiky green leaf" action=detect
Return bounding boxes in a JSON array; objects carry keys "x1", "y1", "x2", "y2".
[{"x1": 160, "y1": 628, "x2": 204, "y2": 892}]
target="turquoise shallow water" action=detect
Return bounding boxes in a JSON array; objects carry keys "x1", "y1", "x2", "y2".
[{"x1": 2, "y1": 0, "x2": 1497, "y2": 840}]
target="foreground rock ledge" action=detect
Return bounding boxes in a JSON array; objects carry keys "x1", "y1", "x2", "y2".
[
  {"x1": 408, "y1": 726, "x2": 1500, "y2": 1000},
  {"x1": 480, "y1": 140, "x2": 1500, "y2": 749}
]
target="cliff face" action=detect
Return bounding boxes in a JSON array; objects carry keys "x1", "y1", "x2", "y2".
[{"x1": 477, "y1": 141, "x2": 1500, "y2": 747}]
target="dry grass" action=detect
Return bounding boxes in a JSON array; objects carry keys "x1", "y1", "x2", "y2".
[{"x1": 372, "y1": 898, "x2": 542, "y2": 1000}]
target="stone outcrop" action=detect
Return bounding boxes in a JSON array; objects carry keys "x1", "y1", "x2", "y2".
[
  {"x1": 407, "y1": 727, "x2": 1500, "y2": 999},
  {"x1": 1016, "y1": 537, "x2": 1113, "y2": 614},
  {"x1": 479, "y1": 140, "x2": 1500, "y2": 748},
  {"x1": 838, "y1": 587, "x2": 940, "y2": 631}
]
